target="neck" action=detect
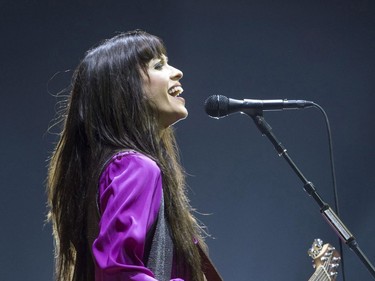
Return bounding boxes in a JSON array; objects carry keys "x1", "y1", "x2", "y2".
[{"x1": 308, "y1": 266, "x2": 331, "y2": 281}]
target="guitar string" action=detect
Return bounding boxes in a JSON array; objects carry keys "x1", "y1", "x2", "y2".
[
  {"x1": 309, "y1": 267, "x2": 328, "y2": 281},
  {"x1": 318, "y1": 266, "x2": 329, "y2": 281},
  {"x1": 322, "y1": 258, "x2": 331, "y2": 281}
]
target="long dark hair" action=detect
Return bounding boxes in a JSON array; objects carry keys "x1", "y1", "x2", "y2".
[{"x1": 47, "y1": 30, "x2": 205, "y2": 281}]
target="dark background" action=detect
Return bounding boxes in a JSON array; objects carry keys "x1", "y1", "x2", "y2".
[{"x1": 1, "y1": 0, "x2": 374, "y2": 280}]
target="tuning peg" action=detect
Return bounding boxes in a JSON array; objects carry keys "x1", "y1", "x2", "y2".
[
  {"x1": 308, "y1": 238, "x2": 324, "y2": 258},
  {"x1": 321, "y1": 256, "x2": 329, "y2": 261},
  {"x1": 315, "y1": 238, "x2": 323, "y2": 246},
  {"x1": 330, "y1": 272, "x2": 339, "y2": 277}
]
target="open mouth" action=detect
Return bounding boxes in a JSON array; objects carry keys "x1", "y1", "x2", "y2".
[{"x1": 168, "y1": 86, "x2": 184, "y2": 97}]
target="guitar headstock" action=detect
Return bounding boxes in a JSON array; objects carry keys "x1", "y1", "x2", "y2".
[{"x1": 308, "y1": 239, "x2": 341, "y2": 281}]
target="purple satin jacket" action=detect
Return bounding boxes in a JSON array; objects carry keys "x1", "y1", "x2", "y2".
[{"x1": 92, "y1": 151, "x2": 184, "y2": 281}]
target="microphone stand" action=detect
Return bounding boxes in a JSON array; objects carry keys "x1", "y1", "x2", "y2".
[{"x1": 245, "y1": 110, "x2": 375, "y2": 279}]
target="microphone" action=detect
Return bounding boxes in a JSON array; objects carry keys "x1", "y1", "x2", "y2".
[{"x1": 204, "y1": 95, "x2": 314, "y2": 118}]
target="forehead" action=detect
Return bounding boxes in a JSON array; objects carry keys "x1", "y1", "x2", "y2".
[
  {"x1": 154, "y1": 54, "x2": 168, "y2": 60},
  {"x1": 148, "y1": 54, "x2": 168, "y2": 64}
]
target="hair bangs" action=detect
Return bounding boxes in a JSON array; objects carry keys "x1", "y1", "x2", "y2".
[{"x1": 135, "y1": 33, "x2": 167, "y2": 65}]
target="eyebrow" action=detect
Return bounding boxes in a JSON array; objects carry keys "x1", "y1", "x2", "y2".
[
  {"x1": 160, "y1": 55, "x2": 168, "y2": 63},
  {"x1": 149, "y1": 55, "x2": 168, "y2": 67}
]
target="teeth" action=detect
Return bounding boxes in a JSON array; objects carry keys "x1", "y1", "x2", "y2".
[{"x1": 168, "y1": 86, "x2": 183, "y2": 96}]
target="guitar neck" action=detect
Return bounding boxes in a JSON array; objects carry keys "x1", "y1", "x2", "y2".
[{"x1": 308, "y1": 266, "x2": 331, "y2": 281}]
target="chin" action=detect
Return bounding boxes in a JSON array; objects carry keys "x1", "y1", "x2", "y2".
[{"x1": 163, "y1": 111, "x2": 188, "y2": 128}]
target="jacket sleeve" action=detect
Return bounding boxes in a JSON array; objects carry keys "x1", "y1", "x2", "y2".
[{"x1": 92, "y1": 152, "x2": 182, "y2": 281}]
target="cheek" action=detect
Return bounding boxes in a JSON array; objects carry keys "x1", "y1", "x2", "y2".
[{"x1": 144, "y1": 79, "x2": 161, "y2": 96}]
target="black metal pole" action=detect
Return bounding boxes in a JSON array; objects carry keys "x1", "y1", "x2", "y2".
[{"x1": 247, "y1": 112, "x2": 375, "y2": 279}]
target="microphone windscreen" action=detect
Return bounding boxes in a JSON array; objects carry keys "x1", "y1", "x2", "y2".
[{"x1": 204, "y1": 95, "x2": 229, "y2": 118}]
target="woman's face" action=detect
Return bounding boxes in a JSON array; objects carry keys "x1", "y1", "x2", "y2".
[{"x1": 143, "y1": 55, "x2": 187, "y2": 128}]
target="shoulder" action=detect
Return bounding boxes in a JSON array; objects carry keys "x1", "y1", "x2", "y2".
[
  {"x1": 100, "y1": 150, "x2": 160, "y2": 183},
  {"x1": 96, "y1": 150, "x2": 163, "y2": 227}
]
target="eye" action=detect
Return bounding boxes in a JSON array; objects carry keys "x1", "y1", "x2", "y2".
[{"x1": 154, "y1": 61, "x2": 164, "y2": 70}]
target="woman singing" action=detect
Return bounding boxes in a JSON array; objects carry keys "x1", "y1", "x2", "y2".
[{"x1": 47, "y1": 30, "x2": 208, "y2": 281}]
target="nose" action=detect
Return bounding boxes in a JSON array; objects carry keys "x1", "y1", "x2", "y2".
[{"x1": 171, "y1": 66, "x2": 183, "y2": 80}]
